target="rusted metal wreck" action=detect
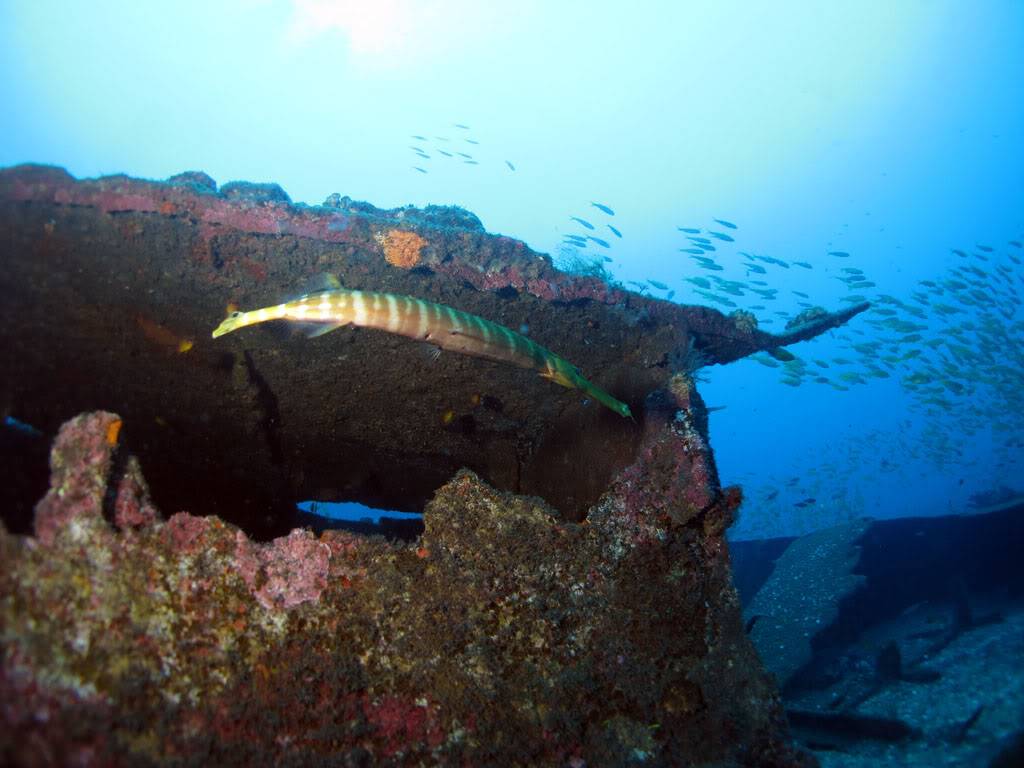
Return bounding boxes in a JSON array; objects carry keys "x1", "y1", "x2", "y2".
[{"x1": 0, "y1": 165, "x2": 863, "y2": 765}]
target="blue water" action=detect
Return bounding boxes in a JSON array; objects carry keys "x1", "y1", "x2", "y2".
[
  {"x1": 296, "y1": 500, "x2": 423, "y2": 525},
  {"x1": 1, "y1": 1, "x2": 1021, "y2": 540}
]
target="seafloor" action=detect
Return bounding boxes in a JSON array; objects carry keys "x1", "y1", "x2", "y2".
[
  {"x1": 796, "y1": 600, "x2": 1024, "y2": 767},
  {"x1": 0, "y1": 165, "x2": 871, "y2": 766},
  {"x1": 734, "y1": 506, "x2": 1024, "y2": 767}
]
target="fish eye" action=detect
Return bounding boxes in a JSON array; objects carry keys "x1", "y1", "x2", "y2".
[{"x1": 230, "y1": 311, "x2": 241, "y2": 318}]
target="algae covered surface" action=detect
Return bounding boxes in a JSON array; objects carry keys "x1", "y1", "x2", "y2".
[{"x1": 1, "y1": 406, "x2": 806, "y2": 767}]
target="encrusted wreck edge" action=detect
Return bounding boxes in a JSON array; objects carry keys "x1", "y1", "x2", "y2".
[
  {"x1": 0, "y1": 408, "x2": 815, "y2": 767},
  {"x1": 0, "y1": 163, "x2": 863, "y2": 368}
]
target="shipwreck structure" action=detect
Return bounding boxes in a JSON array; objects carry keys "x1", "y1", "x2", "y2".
[{"x1": 0, "y1": 165, "x2": 863, "y2": 765}]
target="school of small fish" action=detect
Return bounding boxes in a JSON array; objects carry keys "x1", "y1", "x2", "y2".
[
  {"x1": 704, "y1": 228, "x2": 1021, "y2": 533},
  {"x1": 558, "y1": 207, "x2": 1022, "y2": 529},
  {"x1": 405, "y1": 123, "x2": 516, "y2": 176}
]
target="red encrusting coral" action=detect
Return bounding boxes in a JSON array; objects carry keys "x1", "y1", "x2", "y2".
[{"x1": 5, "y1": 165, "x2": 355, "y2": 245}]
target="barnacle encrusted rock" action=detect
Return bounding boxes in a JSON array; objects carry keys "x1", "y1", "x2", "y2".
[
  {"x1": 730, "y1": 308, "x2": 758, "y2": 333},
  {"x1": 786, "y1": 306, "x2": 830, "y2": 330},
  {"x1": 0, "y1": 410, "x2": 814, "y2": 766}
]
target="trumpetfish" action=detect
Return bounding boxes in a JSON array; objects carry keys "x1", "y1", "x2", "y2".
[{"x1": 212, "y1": 287, "x2": 633, "y2": 418}]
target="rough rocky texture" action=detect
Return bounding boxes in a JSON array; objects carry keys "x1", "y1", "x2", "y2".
[
  {"x1": 1, "y1": 408, "x2": 816, "y2": 767},
  {"x1": 0, "y1": 164, "x2": 866, "y2": 537},
  {"x1": 745, "y1": 520, "x2": 871, "y2": 691}
]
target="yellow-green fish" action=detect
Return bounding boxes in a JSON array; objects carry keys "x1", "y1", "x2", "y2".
[{"x1": 213, "y1": 287, "x2": 632, "y2": 418}]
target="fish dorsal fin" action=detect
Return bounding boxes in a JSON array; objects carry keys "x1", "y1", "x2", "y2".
[
  {"x1": 319, "y1": 273, "x2": 343, "y2": 291},
  {"x1": 291, "y1": 273, "x2": 343, "y2": 300}
]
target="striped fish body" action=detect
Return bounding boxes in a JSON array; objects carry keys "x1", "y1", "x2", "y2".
[{"x1": 212, "y1": 288, "x2": 632, "y2": 418}]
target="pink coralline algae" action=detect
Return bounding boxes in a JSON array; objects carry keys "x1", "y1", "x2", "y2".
[
  {"x1": 33, "y1": 411, "x2": 125, "y2": 546},
  {"x1": 113, "y1": 455, "x2": 160, "y2": 530},
  {"x1": 29, "y1": 412, "x2": 333, "y2": 613},
  {"x1": 234, "y1": 528, "x2": 331, "y2": 610},
  {"x1": 604, "y1": 373, "x2": 721, "y2": 536}
]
